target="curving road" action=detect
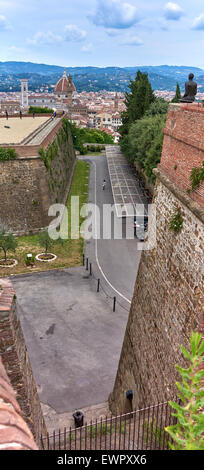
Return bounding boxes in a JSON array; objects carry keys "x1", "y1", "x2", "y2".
[{"x1": 80, "y1": 153, "x2": 143, "y2": 306}]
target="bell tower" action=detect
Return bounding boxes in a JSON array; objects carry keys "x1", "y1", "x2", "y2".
[
  {"x1": 67, "y1": 73, "x2": 73, "y2": 109},
  {"x1": 21, "y1": 79, "x2": 29, "y2": 109}
]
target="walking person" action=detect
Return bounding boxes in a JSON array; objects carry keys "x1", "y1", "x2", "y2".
[{"x1": 102, "y1": 179, "x2": 106, "y2": 190}]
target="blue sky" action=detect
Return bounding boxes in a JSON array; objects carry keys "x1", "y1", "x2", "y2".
[{"x1": 0, "y1": 0, "x2": 204, "y2": 68}]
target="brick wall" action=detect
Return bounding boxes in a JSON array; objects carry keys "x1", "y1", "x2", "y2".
[
  {"x1": 0, "y1": 357, "x2": 38, "y2": 450},
  {"x1": 159, "y1": 103, "x2": 204, "y2": 206},
  {"x1": 109, "y1": 103, "x2": 204, "y2": 415},
  {"x1": 0, "y1": 279, "x2": 46, "y2": 445}
]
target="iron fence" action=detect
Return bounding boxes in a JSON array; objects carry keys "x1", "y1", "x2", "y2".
[{"x1": 40, "y1": 401, "x2": 176, "y2": 451}]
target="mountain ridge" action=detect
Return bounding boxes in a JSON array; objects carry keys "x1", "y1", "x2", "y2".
[{"x1": 0, "y1": 61, "x2": 204, "y2": 93}]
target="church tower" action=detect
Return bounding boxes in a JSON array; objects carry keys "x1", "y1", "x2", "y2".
[
  {"x1": 21, "y1": 79, "x2": 29, "y2": 109},
  {"x1": 67, "y1": 73, "x2": 74, "y2": 109}
]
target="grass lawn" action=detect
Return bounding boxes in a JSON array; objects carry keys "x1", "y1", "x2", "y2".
[{"x1": 0, "y1": 160, "x2": 90, "y2": 277}]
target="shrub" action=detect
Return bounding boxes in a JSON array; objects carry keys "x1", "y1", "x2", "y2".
[
  {"x1": 28, "y1": 106, "x2": 54, "y2": 114},
  {"x1": 0, "y1": 147, "x2": 18, "y2": 162},
  {"x1": 165, "y1": 332, "x2": 204, "y2": 450},
  {"x1": 190, "y1": 161, "x2": 204, "y2": 191},
  {"x1": 169, "y1": 208, "x2": 183, "y2": 233}
]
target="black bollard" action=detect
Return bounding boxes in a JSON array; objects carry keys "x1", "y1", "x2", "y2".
[
  {"x1": 89, "y1": 263, "x2": 92, "y2": 276},
  {"x1": 86, "y1": 258, "x2": 89, "y2": 271},
  {"x1": 113, "y1": 296, "x2": 116, "y2": 312},
  {"x1": 83, "y1": 254, "x2": 85, "y2": 266},
  {"x1": 97, "y1": 279, "x2": 100, "y2": 293}
]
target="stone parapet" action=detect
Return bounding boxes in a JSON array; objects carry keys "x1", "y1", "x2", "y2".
[
  {"x1": 159, "y1": 103, "x2": 204, "y2": 207},
  {"x1": 0, "y1": 356, "x2": 38, "y2": 450},
  {"x1": 0, "y1": 279, "x2": 47, "y2": 445}
]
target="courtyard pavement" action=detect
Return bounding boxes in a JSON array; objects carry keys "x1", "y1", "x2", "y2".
[
  {"x1": 12, "y1": 267, "x2": 128, "y2": 417},
  {"x1": 0, "y1": 116, "x2": 50, "y2": 144}
]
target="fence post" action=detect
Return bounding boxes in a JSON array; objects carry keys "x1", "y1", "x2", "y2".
[
  {"x1": 113, "y1": 297, "x2": 116, "y2": 312},
  {"x1": 97, "y1": 279, "x2": 100, "y2": 293}
]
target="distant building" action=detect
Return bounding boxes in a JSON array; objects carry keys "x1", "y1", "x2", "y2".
[
  {"x1": 21, "y1": 79, "x2": 29, "y2": 109},
  {"x1": 114, "y1": 92, "x2": 119, "y2": 111},
  {"x1": 21, "y1": 70, "x2": 80, "y2": 114},
  {"x1": 0, "y1": 100, "x2": 20, "y2": 115}
]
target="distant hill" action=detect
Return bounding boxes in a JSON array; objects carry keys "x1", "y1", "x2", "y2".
[{"x1": 0, "y1": 61, "x2": 204, "y2": 93}]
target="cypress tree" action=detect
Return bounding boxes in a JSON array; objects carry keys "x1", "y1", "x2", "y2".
[
  {"x1": 171, "y1": 83, "x2": 181, "y2": 103},
  {"x1": 120, "y1": 70, "x2": 155, "y2": 137}
]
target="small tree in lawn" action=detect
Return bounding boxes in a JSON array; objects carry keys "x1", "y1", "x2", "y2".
[
  {"x1": 0, "y1": 230, "x2": 18, "y2": 262},
  {"x1": 165, "y1": 332, "x2": 204, "y2": 450},
  {"x1": 38, "y1": 230, "x2": 53, "y2": 254}
]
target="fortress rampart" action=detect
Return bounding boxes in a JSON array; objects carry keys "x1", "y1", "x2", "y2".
[
  {"x1": 0, "y1": 115, "x2": 76, "y2": 234},
  {"x1": 109, "y1": 103, "x2": 204, "y2": 414}
]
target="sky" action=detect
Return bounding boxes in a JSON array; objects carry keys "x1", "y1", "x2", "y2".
[{"x1": 0, "y1": 0, "x2": 204, "y2": 68}]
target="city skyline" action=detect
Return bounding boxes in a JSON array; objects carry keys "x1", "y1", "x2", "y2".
[{"x1": 0, "y1": 1, "x2": 204, "y2": 68}]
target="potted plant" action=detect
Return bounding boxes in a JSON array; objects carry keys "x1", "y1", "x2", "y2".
[
  {"x1": 0, "y1": 230, "x2": 18, "y2": 267},
  {"x1": 25, "y1": 254, "x2": 35, "y2": 267}
]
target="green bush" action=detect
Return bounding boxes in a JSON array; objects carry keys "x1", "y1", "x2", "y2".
[
  {"x1": 165, "y1": 332, "x2": 204, "y2": 450},
  {"x1": 68, "y1": 121, "x2": 114, "y2": 153},
  {"x1": 0, "y1": 147, "x2": 18, "y2": 161},
  {"x1": 127, "y1": 114, "x2": 166, "y2": 177},
  {"x1": 169, "y1": 207, "x2": 184, "y2": 233},
  {"x1": 190, "y1": 161, "x2": 204, "y2": 191},
  {"x1": 28, "y1": 106, "x2": 54, "y2": 114}
]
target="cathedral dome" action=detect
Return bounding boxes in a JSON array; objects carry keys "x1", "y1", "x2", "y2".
[{"x1": 54, "y1": 70, "x2": 76, "y2": 94}]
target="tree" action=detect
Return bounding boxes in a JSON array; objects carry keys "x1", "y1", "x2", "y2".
[
  {"x1": 171, "y1": 83, "x2": 181, "y2": 103},
  {"x1": 127, "y1": 114, "x2": 166, "y2": 177},
  {"x1": 0, "y1": 230, "x2": 18, "y2": 261},
  {"x1": 145, "y1": 98, "x2": 168, "y2": 117},
  {"x1": 38, "y1": 231, "x2": 54, "y2": 254},
  {"x1": 165, "y1": 332, "x2": 204, "y2": 450},
  {"x1": 38, "y1": 230, "x2": 64, "y2": 254},
  {"x1": 120, "y1": 70, "x2": 155, "y2": 137}
]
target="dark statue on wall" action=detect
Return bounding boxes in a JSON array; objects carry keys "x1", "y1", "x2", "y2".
[{"x1": 180, "y1": 73, "x2": 197, "y2": 103}]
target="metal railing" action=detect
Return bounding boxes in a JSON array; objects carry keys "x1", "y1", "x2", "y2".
[{"x1": 40, "y1": 401, "x2": 176, "y2": 451}]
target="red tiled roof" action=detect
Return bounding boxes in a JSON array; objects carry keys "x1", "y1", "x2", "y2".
[{"x1": 55, "y1": 70, "x2": 76, "y2": 93}]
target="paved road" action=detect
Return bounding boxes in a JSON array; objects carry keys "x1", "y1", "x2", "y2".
[{"x1": 81, "y1": 154, "x2": 142, "y2": 304}]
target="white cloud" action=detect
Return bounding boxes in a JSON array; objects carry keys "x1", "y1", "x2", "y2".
[
  {"x1": 81, "y1": 42, "x2": 94, "y2": 53},
  {"x1": 192, "y1": 14, "x2": 204, "y2": 30},
  {"x1": 27, "y1": 31, "x2": 63, "y2": 46},
  {"x1": 64, "y1": 24, "x2": 87, "y2": 42},
  {"x1": 164, "y1": 2, "x2": 184, "y2": 21},
  {"x1": 121, "y1": 36, "x2": 144, "y2": 46},
  {"x1": 0, "y1": 14, "x2": 11, "y2": 30},
  {"x1": 89, "y1": 0, "x2": 140, "y2": 29}
]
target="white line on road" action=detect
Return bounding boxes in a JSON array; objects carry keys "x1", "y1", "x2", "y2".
[{"x1": 92, "y1": 160, "x2": 131, "y2": 305}]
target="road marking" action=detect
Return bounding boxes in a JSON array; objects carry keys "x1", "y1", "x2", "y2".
[{"x1": 92, "y1": 160, "x2": 131, "y2": 305}]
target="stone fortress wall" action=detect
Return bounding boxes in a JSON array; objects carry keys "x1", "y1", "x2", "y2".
[
  {"x1": 109, "y1": 103, "x2": 204, "y2": 414},
  {"x1": 0, "y1": 114, "x2": 76, "y2": 234},
  {"x1": 0, "y1": 278, "x2": 46, "y2": 446}
]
